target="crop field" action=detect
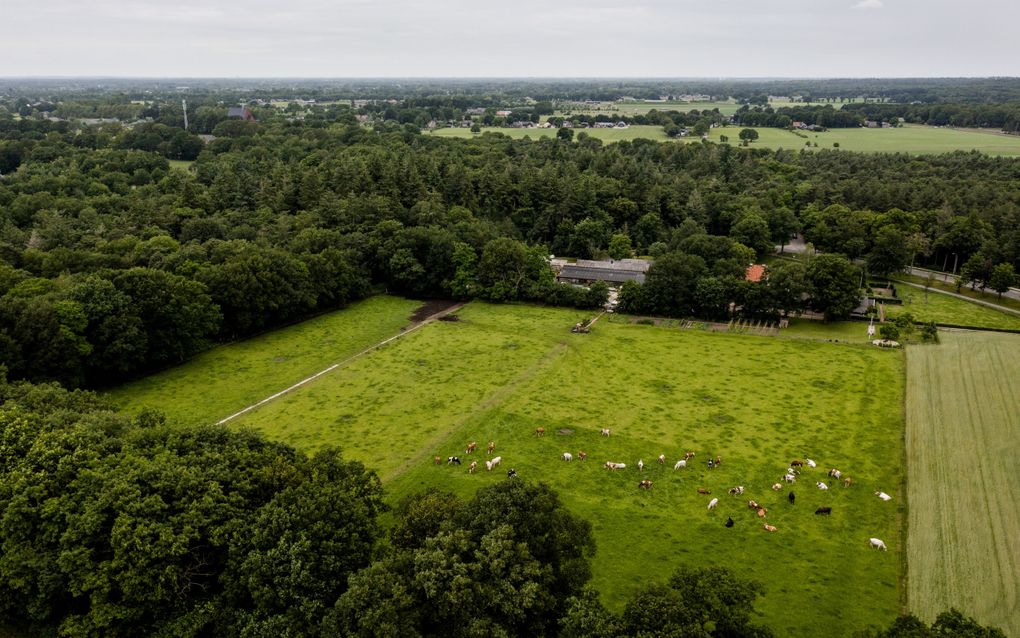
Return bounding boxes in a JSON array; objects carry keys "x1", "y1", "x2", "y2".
[
  {"x1": 107, "y1": 296, "x2": 421, "y2": 426},
  {"x1": 905, "y1": 331, "x2": 1020, "y2": 636},
  {"x1": 883, "y1": 287, "x2": 1020, "y2": 331},
  {"x1": 427, "y1": 125, "x2": 670, "y2": 143},
  {"x1": 704, "y1": 124, "x2": 1020, "y2": 157},
  {"x1": 192, "y1": 302, "x2": 908, "y2": 635}
]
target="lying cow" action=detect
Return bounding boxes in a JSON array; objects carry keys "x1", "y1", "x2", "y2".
[
  {"x1": 875, "y1": 491, "x2": 892, "y2": 501},
  {"x1": 828, "y1": 468, "x2": 842, "y2": 479},
  {"x1": 639, "y1": 480, "x2": 653, "y2": 490},
  {"x1": 764, "y1": 524, "x2": 778, "y2": 532},
  {"x1": 697, "y1": 487, "x2": 711, "y2": 495},
  {"x1": 771, "y1": 483, "x2": 783, "y2": 491},
  {"x1": 728, "y1": 486, "x2": 744, "y2": 495},
  {"x1": 816, "y1": 482, "x2": 829, "y2": 491},
  {"x1": 815, "y1": 506, "x2": 832, "y2": 515}
]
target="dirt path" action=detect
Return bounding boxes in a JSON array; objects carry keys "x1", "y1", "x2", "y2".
[{"x1": 216, "y1": 301, "x2": 466, "y2": 425}]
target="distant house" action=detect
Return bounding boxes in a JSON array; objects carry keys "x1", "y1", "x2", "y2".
[
  {"x1": 615, "y1": 121, "x2": 629, "y2": 129},
  {"x1": 495, "y1": 110, "x2": 512, "y2": 117},
  {"x1": 745, "y1": 264, "x2": 766, "y2": 283},
  {"x1": 227, "y1": 106, "x2": 256, "y2": 122},
  {"x1": 555, "y1": 258, "x2": 651, "y2": 286}
]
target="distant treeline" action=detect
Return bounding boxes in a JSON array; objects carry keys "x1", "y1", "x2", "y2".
[
  {"x1": 842, "y1": 102, "x2": 1020, "y2": 131},
  {"x1": 733, "y1": 105, "x2": 867, "y2": 129}
]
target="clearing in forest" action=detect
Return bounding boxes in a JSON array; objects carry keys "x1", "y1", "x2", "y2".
[
  {"x1": 905, "y1": 331, "x2": 1020, "y2": 636},
  {"x1": 227, "y1": 302, "x2": 905, "y2": 636}
]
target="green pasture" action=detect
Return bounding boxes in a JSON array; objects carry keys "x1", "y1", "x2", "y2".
[
  {"x1": 705, "y1": 124, "x2": 1020, "y2": 157},
  {"x1": 168, "y1": 159, "x2": 194, "y2": 171},
  {"x1": 553, "y1": 99, "x2": 836, "y2": 118},
  {"x1": 106, "y1": 296, "x2": 420, "y2": 426},
  {"x1": 892, "y1": 273, "x2": 1020, "y2": 314},
  {"x1": 427, "y1": 125, "x2": 670, "y2": 143},
  {"x1": 906, "y1": 331, "x2": 1020, "y2": 636},
  {"x1": 207, "y1": 302, "x2": 906, "y2": 635},
  {"x1": 883, "y1": 286, "x2": 1020, "y2": 331}
]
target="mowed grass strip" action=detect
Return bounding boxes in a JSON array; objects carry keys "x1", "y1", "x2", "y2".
[
  {"x1": 232, "y1": 302, "x2": 904, "y2": 635},
  {"x1": 906, "y1": 331, "x2": 1020, "y2": 636},
  {"x1": 884, "y1": 288, "x2": 1020, "y2": 331},
  {"x1": 106, "y1": 296, "x2": 421, "y2": 427}
]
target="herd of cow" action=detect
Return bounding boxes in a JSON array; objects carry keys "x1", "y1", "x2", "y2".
[{"x1": 434, "y1": 432, "x2": 894, "y2": 551}]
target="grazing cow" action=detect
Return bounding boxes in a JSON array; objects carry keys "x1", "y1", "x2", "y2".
[
  {"x1": 562, "y1": 452, "x2": 573, "y2": 462},
  {"x1": 674, "y1": 460, "x2": 687, "y2": 470},
  {"x1": 805, "y1": 458, "x2": 817, "y2": 468},
  {"x1": 764, "y1": 524, "x2": 778, "y2": 532},
  {"x1": 815, "y1": 506, "x2": 832, "y2": 515},
  {"x1": 535, "y1": 427, "x2": 546, "y2": 436},
  {"x1": 714, "y1": 455, "x2": 722, "y2": 467},
  {"x1": 600, "y1": 428, "x2": 611, "y2": 437},
  {"x1": 468, "y1": 461, "x2": 478, "y2": 473},
  {"x1": 757, "y1": 508, "x2": 768, "y2": 518},
  {"x1": 771, "y1": 483, "x2": 783, "y2": 491},
  {"x1": 486, "y1": 456, "x2": 502, "y2": 471},
  {"x1": 638, "y1": 459, "x2": 644, "y2": 471},
  {"x1": 487, "y1": 441, "x2": 496, "y2": 455},
  {"x1": 788, "y1": 491, "x2": 796, "y2": 504},
  {"x1": 658, "y1": 454, "x2": 666, "y2": 465},
  {"x1": 697, "y1": 487, "x2": 711, "y2": 495},
  {"x1": 728, "y1": 486, "x2": 745, "y2": 495},
  {"x1": 747, "y1": 500, "x2": 760, "y2": 510},
  {"x1": 639, "y1": 480, "x2": 653, "y2": 490},
  {"x1": 684, "y1": 451, "x2": 696, "y2": 461},
  {"x1": 790, "y1": 460, "x2": 804, "y2": 469},
  {"x1": 869, "y1": 538, "x2": 888, "y2": 551},
  {"x1": 787, "y1": 467, "x2": 798, "y2": 476},
  {"x1": 466, "y1": 441, "x2": 477, "y2": 453},
  {"x1": 708, "y1": 498, "x2": 719, "y2": 510},
  {"x1": 828, "y1": 468, "x2": 842, "y2": 479},
  {"x1": 725, "y1": 517, "x2": 734, "y2": 528},
  {"x1": 783, "y1": 473, "x2": 797, "y2": 483},
  {"x1": 447, "y1": 456, "x2": 462, "y2": 465},
  {"x1": 507, "y1": 468, "x2": 517, "y2": 478},
  {"x1": 843, "y1": 476, "x2": 853, "y2": 488},
  {"x1": 433, "y1": 456, "x2": 442, "y2": 465},
  {"x1": 578, "y1": 451, "x2": 587, "y2": 461},
  {"x1": 816, "y1": 482, "x2": 829, "y2": 490},
  {"x1": 875, "y1": 491, "x2": 892, "y2": 501}
]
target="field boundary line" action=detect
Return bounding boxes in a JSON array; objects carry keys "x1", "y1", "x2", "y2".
[
  {"x1": 893, "y1": 280, "x2": 1020, "y2": 318},
  {"x1": 216, "y1": 302, "x2": 466, "y2": 425}
]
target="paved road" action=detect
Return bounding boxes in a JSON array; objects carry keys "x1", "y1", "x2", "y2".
[{"x1": 893, "y1": 280, "x2": 1020, "y2": 317}]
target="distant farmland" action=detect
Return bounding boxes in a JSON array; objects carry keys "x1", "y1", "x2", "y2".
[
  {"x1": 906, "y1": 331, "x2": 1020, "y2": 636},
  {"x1": 431, "y1": 123, "x2": 1020, "y2": 156}
]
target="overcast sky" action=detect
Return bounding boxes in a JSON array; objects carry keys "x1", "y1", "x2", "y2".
[{"x1": 1, "y1": 0, "x2": 1016, "y2": 78}]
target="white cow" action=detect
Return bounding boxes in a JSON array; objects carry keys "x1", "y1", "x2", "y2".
[
  {"x1": 707, "y1": 498, "x2": 719, "y2": 510},
  {"x1": 600, "y1": 428, "x2": 611, "y2": 437},
  {"x1": 674, "y1": 460, "x2": 687, "y2": 470},
  {"x1": 875, "y1": 491, "x2": 892, "y2": 501},
  {"x1": 816, "y1": 482, "x2": 829, "y2": 491},
  {"x1": 805, "y1": 458, "x2": 817, "y2": 468},
  {"x1": 638, "y1": 459, "x2": 644, "y2": 471},
  {"x1": 869, "y1": 538, "x2": 888, "y2": 551},
  {"x1": 783, "y1": 473, "x2": 797, "y2": 483},
  {"x1": 486, "y1": 456, "x2": 502, "y2": 471},
  {"x1": 616, "y1": 463, "x2": 627, "y2": 470},
  {"x1": 562, "y1": 452, "x2": 573, "y2": 462}
]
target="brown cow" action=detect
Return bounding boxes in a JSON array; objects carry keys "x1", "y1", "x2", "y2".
[
  {"x1": 790, "y1": 459, "x2": 804, "y2": 468},
  {"x1": 748, "y1": 500, "x2": 760, "y2": 510},
  {"x1": 487, "y1": 441, "x2": 496, "y2": 455},
  {"x1": 468, "y1": 461, "x2": 478, "y2": 474},
  {"x1": 466, "y1": 441, "x2": 477, "y2": 453},
  {"x1": 657, "y1": 454, "x2": 666, "y2": 464},
  {"x1": 757, "y1": 508, "x2": 768, "y2": 518},
  {"x1": 535, "y1": 427, "x2": 546, "y2": 436},
  {"x1": 578, "y1": 451, "x2": 588, "y2": 461},
  {"x1": 764, "y1": 524, "x2": 778, "y2": 532},
  {"x1": 843, "y1": 476, "x2": 853, "y2": 488},
  {"x1": 639, "y1": 480, "x2": 653, "y2": 490},
  {"x1": 714, "y1": 455, "x2": 722, "y2": 467},
  {"x1": 433, "y1": 456, "x2": 442, "y2": 465},
  {"x1": 697, "y1": 487, "x2": 711, "y2": 495},
  {"x1": 684, "y1": 451, "x2": 696, "y2": 461}
]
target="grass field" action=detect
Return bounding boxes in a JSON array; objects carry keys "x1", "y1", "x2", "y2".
[
  {"x1": 107, "y1": 296, "x2": 421, "y2": 426},
  {"x1": 168, "y1": 159, "x2": 194, "y2": 171},
  {"x1": 427, "y1": 125, "x2": 671, "y2": 143},
  {"x1": 892, "y1": 273, "x2": 1020, "y2": 314},
  {"x1": 553, "y1": 99, "x2": 837, "y2": 118},
  {"x1": 705, "y1": 124, "x2": 1020, "y2": 157},
  {"x1": 883, "y1": 287, "x2": 1020, "y2": 331},
  {"x1": 193, "y1": 302, "x2": 908, "y2": 635},
  {"x1": 905, "y1": 331, "x2": 1020, "y2": 636}
]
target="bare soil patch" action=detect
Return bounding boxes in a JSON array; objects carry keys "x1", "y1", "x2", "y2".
[{"x1": 410, "y1": 299, "x2": 461, "y2": 323}]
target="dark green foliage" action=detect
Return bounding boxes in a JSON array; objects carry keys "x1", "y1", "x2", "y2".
[
  {"x1": 0, "y1": 379, "x2": 384, "y2": 637},
  {"x1": 860, "y1": 609, "x2": 1005, "y2": 638},
  {"x1": 806, "y1": 254, "x2": 862, "y2": 320},
  {"x1": 330, "y1": 480, "x2": 596, "y2": 638}
]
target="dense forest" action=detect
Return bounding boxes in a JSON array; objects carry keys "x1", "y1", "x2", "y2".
[{"x1": 2, "y1": 92, "x2": 1020, "y2": 389}]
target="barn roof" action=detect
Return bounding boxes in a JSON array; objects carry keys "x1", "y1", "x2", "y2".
[{"x1": 557, "y1": 265, "x2": 646, "y2": 284}]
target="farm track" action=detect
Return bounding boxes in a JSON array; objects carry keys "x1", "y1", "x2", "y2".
[
  {"x1": 906, "y1": 332, "x2": 1020, "y2": 636},
  {"x1": 216, "y1": 301, "x2": 465, "y2": 425},
  {"x1": 385, "y1": 340, "x2": 571, "y2": 480}
]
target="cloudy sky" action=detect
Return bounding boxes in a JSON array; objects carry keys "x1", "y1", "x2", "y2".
[{"x1": 0, "y1": 0, "x2": 1015, "y2": 77}]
